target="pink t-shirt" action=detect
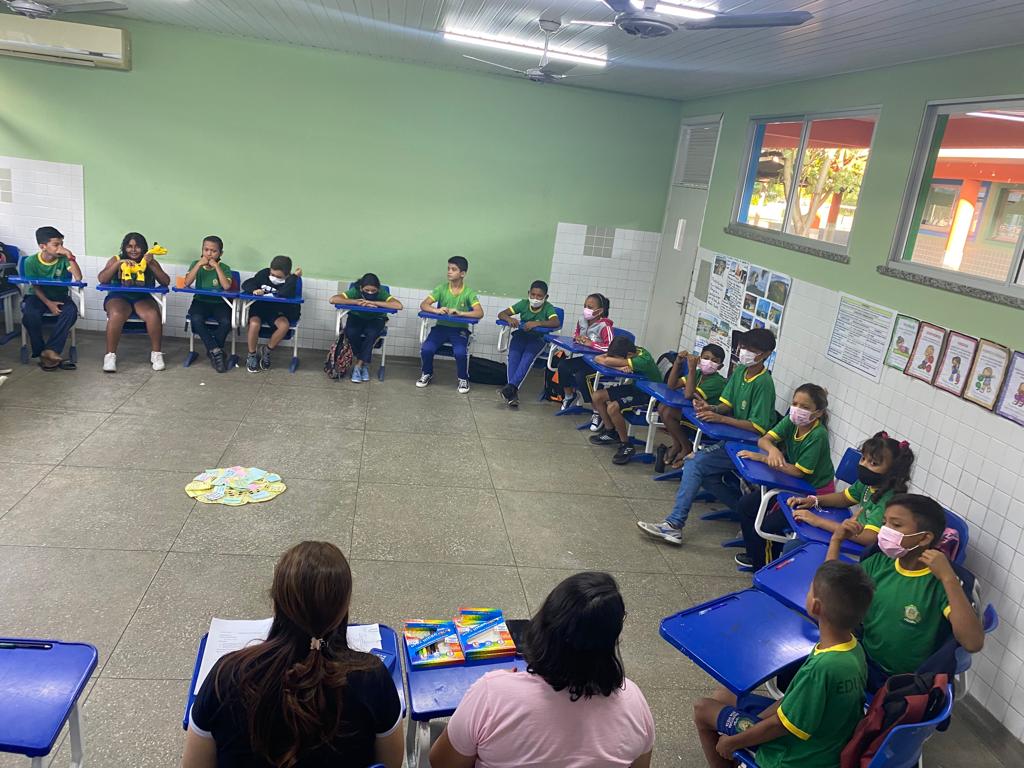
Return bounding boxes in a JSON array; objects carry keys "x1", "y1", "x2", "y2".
[{"x1": 445, "y1": 669, "x2": 655, "y2": 767}]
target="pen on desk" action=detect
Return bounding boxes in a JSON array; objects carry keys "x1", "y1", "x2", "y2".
[
  {"x1": 0, "y1": 641, "x2": 52, "y2": 650},
  {"x1": 774, "y1": 557, "x2": 796, "y2": 570}
]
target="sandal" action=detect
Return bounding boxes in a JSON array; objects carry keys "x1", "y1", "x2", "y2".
[{"x1": 58, "y1": 360, "x2": 77, "y2": 370}]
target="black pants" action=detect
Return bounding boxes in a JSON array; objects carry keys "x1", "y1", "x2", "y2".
[
  {"x1": 188, "y1": 300, "x2": 232, "y2": 353},
  {"x1": 557, "y1": 356, "x2": 596, "y2": 403},
  {"x1": 738, "y1": 490, "x2": 790, "y2": 569},
  {"x1": 345, "y1": 314, "x2": 387, "y2": 363}
]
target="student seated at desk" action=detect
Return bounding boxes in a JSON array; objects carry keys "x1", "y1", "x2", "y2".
[
  {"x1": 181, "y1": 541, "x2": 403, "y2": 768},
  {"x1": 637, "y1": 328, "x2": 776, "y2": 546},
  {"x1": 22, "y1": 226, "x2": 82, "y2": 371},
  {"x1": 183, "y1": 235, "x2": 233, "y2": 373},
  {"x1": 734, "y1": 383, "x2": 835, "y2": 570},
  {"x1": 329, "y1": 273, "x2": 403, "y2": 383},
  {"x1": 98, "y1": 232, "x2": 170, "y2": 373},
  {"x1": 693, "y1": 561, "x2": 873, "y2": 768},
  {"x1": 789, "y1": 430, "x2": 915, "y2": 549},
  {"x1": 430, "y1": 571, "x2": 654, "y2": 768},
  {"x1": 589, "y1": 336, "x2": 662, "y2": 465},
  {"x1": 558, "y1": 293, "x2": 613, "y2": 415},
  {"x1": 827, "y1": 494, "x2": 984, "y2": 688},
  {"x1": 658, "y1": 345, "x2": 727, "y2": 469},
  {"x1": 243, "y1": 255, "x2": 302, "y2": 373},
  {"x1": 496, "y1": 280, "x2": 560, "y2": 408},
  {"x1": 417, "y1": 255, "x2": 483, "y2": 394}
]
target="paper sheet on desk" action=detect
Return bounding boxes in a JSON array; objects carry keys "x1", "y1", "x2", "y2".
[{"x1": 194, "y1": 619, "x2": 383, "y2": 694}]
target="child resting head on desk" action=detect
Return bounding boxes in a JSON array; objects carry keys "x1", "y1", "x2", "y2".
[
  {"x1": 693, "y1": 560, "x2": 873, "y2": 768},
  {"x1": 827, "y1": 494, "x2": 984, "y2": 688},
  {"x1": 429, "y1": 571, "x2": 655, "y2": 768},
  {"x1": 181, "y1": 541, "x2": 404, "y2": 768}
]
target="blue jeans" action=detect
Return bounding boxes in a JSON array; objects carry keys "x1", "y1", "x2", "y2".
[
  {"x1": 345, "y1": 313, "x2": 387, "y2": 364},
  {"x1": 21, "y1": 294, "x2": 78, "y2": 357},
  {"x1": 506, "y1": 332, "x2": 546, "y2": 388},
  {"x1": 421, "y1": 325, "x2": 469, "y2": 379},
  {"x1": 665, "y1": 442, "x2": 743, "y2": 529}
]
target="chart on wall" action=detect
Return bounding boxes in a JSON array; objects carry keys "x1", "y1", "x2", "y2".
[
  {"x1": 826, "y1": 294, "x2": 899, "y2": 383},
  {"x1": 698, "y1": 253, "x2": 791, "y2": 359}
]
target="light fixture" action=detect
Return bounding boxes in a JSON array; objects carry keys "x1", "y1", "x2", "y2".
[
  {"x1": 442, "y1": 30, "x2": 607, "y2": 67},
  {"x1": 629, "y1": 0, "x2": 716, "y2": 20},
  {"x1": 965, "y1": 111, "x2": 1024, "y2": 124}
]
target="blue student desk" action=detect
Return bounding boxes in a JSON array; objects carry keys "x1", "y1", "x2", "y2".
[
  {"x1": 337, "y1": 304, "x2": 399, "y2": 317},
  {"x1": 182, "y1": 624, "x2": 405, "y2": 731},
  {"x1": 581, "y1": 354, "x2": 654, "y2": 457},
  {"x1": 173, "y1": 285, "x2": 241, "y2": 368},
  {"x1": 777, "y1": 492, "x2": 865, "y2": 557},
  {"x1": 404, "y1": 642, "x2": 520, "y2": 768},
  {"x1": 416, "y1": 311, "x2": 479, "y2": 341},
  {"x1": 0, "y1": 639, "x2": 97, "y2": 766},
  {"x1": 542, "y1": 333, "x2": 597, "y2": 418},
  {"x1": 660, "y1": 590, "x2": 818, "y2": 695},
  {"x1": 753, "y1": 542, "x2": 855, "y2": 616}
]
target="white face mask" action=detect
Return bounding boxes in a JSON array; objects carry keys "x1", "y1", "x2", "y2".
[
  {"x1": 268, "y1": 274, "x2": 286, "y2": 286},
  {"x1": 528, "y1": 297, "x2": 544, "y2": 310},
  {"x1": 737, "y1": 348, "x2": 758, "y2": 366}
]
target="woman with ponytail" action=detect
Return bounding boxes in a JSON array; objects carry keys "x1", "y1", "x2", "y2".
[{"x1": 182, "y1": 541, "x2": 403, "y2": 768}]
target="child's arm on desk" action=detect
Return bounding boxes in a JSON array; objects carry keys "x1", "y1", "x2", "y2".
[
  {"x1": 920, "y1": 550, "x2": 985, "y2": 653},
  {"x1": 693, "y1": 400, "x2": 763, "y2": 435},
  {"x1": 594, "y1": 353, "x2": 631, "y2": 372},
  {"x1": 716, "y1": 706, "x2": 788, "y2": 758}
]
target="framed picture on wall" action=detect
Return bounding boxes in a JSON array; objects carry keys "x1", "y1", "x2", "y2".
[
  {"x1": 904, "y1": 322, "x2": 946, "y2": 382},
  {"x1": 963, "y1": 339, "x2": 1010, "y2": 411},
  {"x1": 933, "y1": 331, "x2": 978, "y2": 396},
  {"x1": 885, "y1": 315, "x2": 920, "y2": 371},
  {"x1": 994, "y1": 351, "x2": 1024, "y2": 427}
]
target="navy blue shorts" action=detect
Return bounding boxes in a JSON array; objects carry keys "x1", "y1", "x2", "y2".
[{"x1": 716, "y1": 693, "x2": 774, "y2": 735}]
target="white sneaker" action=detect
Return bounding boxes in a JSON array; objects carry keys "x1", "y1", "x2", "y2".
[
  {"x1": 0, "y1": 375, "x2": 7, "y2": 389},
  {"x1": 590, "y1": 413, "x2": 604, "y2": 431},
  {"x1": 103, "y1": 353, "x2": 117, "y2": 373},
  {"x1": 457, "y1": 378, "x2": 470, "y2": 394},
  {"x1": 151, "y1": 351, "x2": 165, "y2": 371},
  {"x1": 415, "y1": 373, "x2": 432, "y2": 388}
]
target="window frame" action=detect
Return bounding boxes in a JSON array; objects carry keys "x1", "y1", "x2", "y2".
[
  {"x1": 730, "y1": 107, "x2": 882, "y2": 260},
  {"x1": 888, "y1": 96, "x2": 1024, "y2": 302}
]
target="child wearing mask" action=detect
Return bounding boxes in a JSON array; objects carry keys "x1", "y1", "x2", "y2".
[
  {"x1": 330, "y1": 273, "x2": 403, "y2": 382},
  {"x1": 496, "y1": 280, "x2": 561, "y2": 407},
  {"x1": 657, "y1": 345, "x2": 727, "y2": 469},
  {"x1": 243, "y1": 255, "x2": 302, "y2": 373},
  {"x1": 557, "y1": 293, "x2": 613, "y2": 413},
  {"x1": 733, "y1": 383, "x2": 835, "y2": 570}
]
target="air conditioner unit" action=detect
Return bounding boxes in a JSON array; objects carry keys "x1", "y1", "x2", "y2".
[{"x1": 0, "y1": 14, "x2": 129, "y2": 69}]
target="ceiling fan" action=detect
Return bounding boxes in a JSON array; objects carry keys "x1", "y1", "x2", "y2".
[
  {"x1": 570, "y1": 0, "x2": 812, "y2": 39},
  {"x1": 4, "y1": 1, "x2": 128, "y2": 19},
  {"x1": 461, "y1": 18, "x2": 584, "y2": 84}
]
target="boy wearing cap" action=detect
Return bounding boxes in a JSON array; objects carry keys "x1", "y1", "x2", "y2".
[
  {"x1": 21, "y1": 226, "x2": 82, "y2": 371},
  {"x1": 637, "y1": 328, "x2": 777, "y2": 545}
]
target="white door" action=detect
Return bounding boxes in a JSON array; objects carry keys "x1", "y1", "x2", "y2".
[{"x1": 643, "y1": 116, "x2": 721, "y2": 356}]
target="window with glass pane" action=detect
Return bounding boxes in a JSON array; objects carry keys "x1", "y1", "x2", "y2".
[
  {"x1": 737, "y1": 121, "x2": 802, "y2": 232},
  {"x1": 901, "y1": 105, "x2": 1024, "y2": 285}
]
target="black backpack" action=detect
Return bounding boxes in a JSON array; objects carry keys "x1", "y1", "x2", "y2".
[
  {"x1": 542, "y1": 349, "x2": 566, "y2": 402},
  {"x1": 468, "y1": 356, "x2": 507, "y2": 386}
]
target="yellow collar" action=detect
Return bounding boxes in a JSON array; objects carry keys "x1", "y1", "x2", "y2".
[
  {"x1": 794, "y1": 420, "x2": 820, "y2": 441},
  {"x1": 813, "y1": 637, "x2": 858, "y2": 654},
  {"x1": 894, "y1": 559, "x2": 931, "y2": 577},
  {"x1": 743, "y1": 367, "x2": 767, "y2": 383},
  {"x1": 37, "y1": 251, "x2": 59, "y2": 266}
]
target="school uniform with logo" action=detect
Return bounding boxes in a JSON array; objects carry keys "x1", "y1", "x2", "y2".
[
  {"x1": 421, "y1": 282, "x2": 481, "y2": 380},
  {"x1": 843, "y1": 482, "x2": 892, "y2": 533},
  {"x1": 187, "y1": 260, "x2": 234, "y2": 353},
  {"x1": 21, "y1": 252, "x2": 78, "y2": 357},
  {"x1": 505, "y1": 298, "x2": 559, "y2": 388}
]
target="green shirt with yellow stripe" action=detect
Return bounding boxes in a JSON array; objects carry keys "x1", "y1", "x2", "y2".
[
  {"x1": 767, "y1": 416, "x2": 835, "y2": 490},
  {"x1": 429, "y1": 282, "x2": 481, "y2": 328},
  {"x1": 756, "y1": 638, "x2": 867, "y2": 768},
  {"x1": 626, "y1": 346, "x2": 661, "y2": 381},
  {"x1": 861, "y1": 552, "x2": 952, "y2": 675},
  {"x1": 719, "y1": 364, "x2": 776, "y2": 435},
  {"x1": 678, "y1": 370, "x2": 727, "y2": 405},
  {"x1": 843, "y1": 481, "x2": 892, "y2": 533},
  {"x1": 507, "y1": 299, "x2": 558, "y2": 333}
]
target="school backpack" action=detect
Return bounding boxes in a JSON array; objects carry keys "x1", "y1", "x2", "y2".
[
  {"x1": 839, "y1": 673, "x2": 949, "y2": 768},
  {"x1": 542, "y1": 349, "x2": 565, "y2": 402},
  {"x1": 324, "y1": 334, "x2": 354, "y2": 379},
  {"x1": 468, "y1": 356, "x2": 507, "y2": 386}
]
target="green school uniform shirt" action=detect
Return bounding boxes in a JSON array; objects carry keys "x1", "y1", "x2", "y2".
[
  {"x1": 24, "y1": 252, "x2": 71, "y2": 300},
  {"x1": 626, "y1": 346, "x2": 661, "y2": 381},
  {"x1": 843, "y1": 481, "x2": 893, "y2": 533},
  {"x1": 767, "y1": 417, "x2": 835, "y2": 490},
  {"x1": 344, "y1": 285, "x2": 394, "y2": 320},
  {"x1": 756, "y1": 639, "x2": 867, "y2": 768},
  {"x1": 860, "y1": 552, "x2": 952, "y2": 675},
  {"x1": 429, "y1": 282, "x2": 480, "y2": 328},
  {"x1": 189, "y1": 260, "x2": 233, "y2": 303},
  {"x1": 691, "y1": 370, "x2": 727, "y2": 405},
  {"x1": 507, "y1": 299, "x2": 558, "y2": 329},
  {"x1": 718, "y1": 365, "x2": 776, "y2": 434}
]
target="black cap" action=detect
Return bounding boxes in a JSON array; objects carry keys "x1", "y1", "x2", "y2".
[
  {"x1": 738, "y1": 327, "x2": 777, "y2": 354},
  {"x1": 36, "y1": 226, "x2": 64, "y2": 245}
]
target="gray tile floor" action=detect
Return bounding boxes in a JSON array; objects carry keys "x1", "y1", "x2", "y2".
[{"x1": 0, "y1": 332, "x2": 1019, "y2": 767}]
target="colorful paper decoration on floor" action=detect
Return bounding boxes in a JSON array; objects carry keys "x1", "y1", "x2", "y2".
[{"x1": 185, "y1": 466, "x2": 286, "y2": 506}]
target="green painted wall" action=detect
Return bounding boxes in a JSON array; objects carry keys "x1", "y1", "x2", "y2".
[
  {"x1": 0, "y1": 16, "x2": 679, "y2": 295},
  {"x1": 679, "y1": 45, "x2": 1024, "y2": 347}
]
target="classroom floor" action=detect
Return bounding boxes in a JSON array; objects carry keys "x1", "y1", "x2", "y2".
[{"x1": 0, "y1": 331, "x2": 1020, "y2": 767}]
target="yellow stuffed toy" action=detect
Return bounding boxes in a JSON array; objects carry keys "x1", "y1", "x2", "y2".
[{"x1": 118, "y1": 242, "x2": 167, "y2": 286}]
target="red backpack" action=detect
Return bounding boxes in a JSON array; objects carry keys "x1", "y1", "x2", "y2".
[{"x1": 840, "y1": 673, "x2": 949, "y2": 768}]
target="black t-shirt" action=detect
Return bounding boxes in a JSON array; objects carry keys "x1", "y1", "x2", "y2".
[{"x1": 191, "y1": 654, "x2": 401, "y2": 768}]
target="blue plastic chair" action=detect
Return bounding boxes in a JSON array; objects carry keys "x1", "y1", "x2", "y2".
[
  {"x1": 495, "y1": 306, "x2": 565, "y2": 394},
  {"x1": 734, "y1": 684, "x2": 955, "y2": 768},
  {"x1": 241, "y1": 277, "x2": 304, "y2": 373},
  {"x1": 10, "y1": 253, "x2": 87, "y2": 364},
  {"x1": 835, "y1": 446, "x2": 862, "y2": 485},
  {"x1": 336, "y1": 282, "x2": 396, "y2": 380},
  {"x1": 180, "y1": 270, "x2": 241, "y2": 369}
]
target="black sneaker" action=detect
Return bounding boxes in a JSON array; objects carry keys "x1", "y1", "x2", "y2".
[
  {"x1": 259, "y1": 346, "x2": 272, "y2": 370},
  {"x1": 499, "y1": 384, "x2": 514, "y2": 403},
  {"x1": 210, "y1": 348, "x2": 227, "y2": 373},
  {"x1": 734, "y1": 553, "x2": 754, "y2": 569},
  {"x1": 246, "y1": 352, "x2": 260, "y2": 373},
  {"x1": 612, "y1": 443, "x2": 637, "y2": 464},
  {"x1": 508, "y1": 396, "x2": 519, "y2": 408},
  {"x1": 590, "y1": 431, "x2": 619, "y2": 446}
]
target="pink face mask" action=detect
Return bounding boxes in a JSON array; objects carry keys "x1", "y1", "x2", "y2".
[
  {"x1": 789, "y1": 405, "x2": 814, "y2": 426},
  {"x1": 582, "y1": 307, "x2": 598, "y2": 321},
  {"x1": 877, "y1": 525, "x2": 926, "y2": 559},
  {"x1": 698, "y1": 359, "x2": 721, "y2": 375}
]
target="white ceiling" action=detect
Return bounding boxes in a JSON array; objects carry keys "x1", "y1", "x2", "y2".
[{"x1": 50, "y1": 0, "x2": 1024, "y2": 100}]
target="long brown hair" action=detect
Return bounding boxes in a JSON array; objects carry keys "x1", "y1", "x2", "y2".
[{"x1": 213, "y1": 541, "x2": 377, "y2": 768}]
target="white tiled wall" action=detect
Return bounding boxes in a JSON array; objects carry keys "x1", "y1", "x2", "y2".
[
  {"x1": 681, "y1": 253, "x2": 1024, "y2": 741},
  {"x1": 0, "y1": 156, "x2": 85, "y2": 254},
  {"x1": 550, "y1": 222, "x2": 661, "y2": 342}
]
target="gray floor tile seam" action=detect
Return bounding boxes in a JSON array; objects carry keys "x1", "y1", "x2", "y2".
[
  {"x1": 349, "y1": 388, "x2": 372, "y2": 552},
  {"x1": 0, "y1": 464, "x2": 61, "y2": 524}
]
